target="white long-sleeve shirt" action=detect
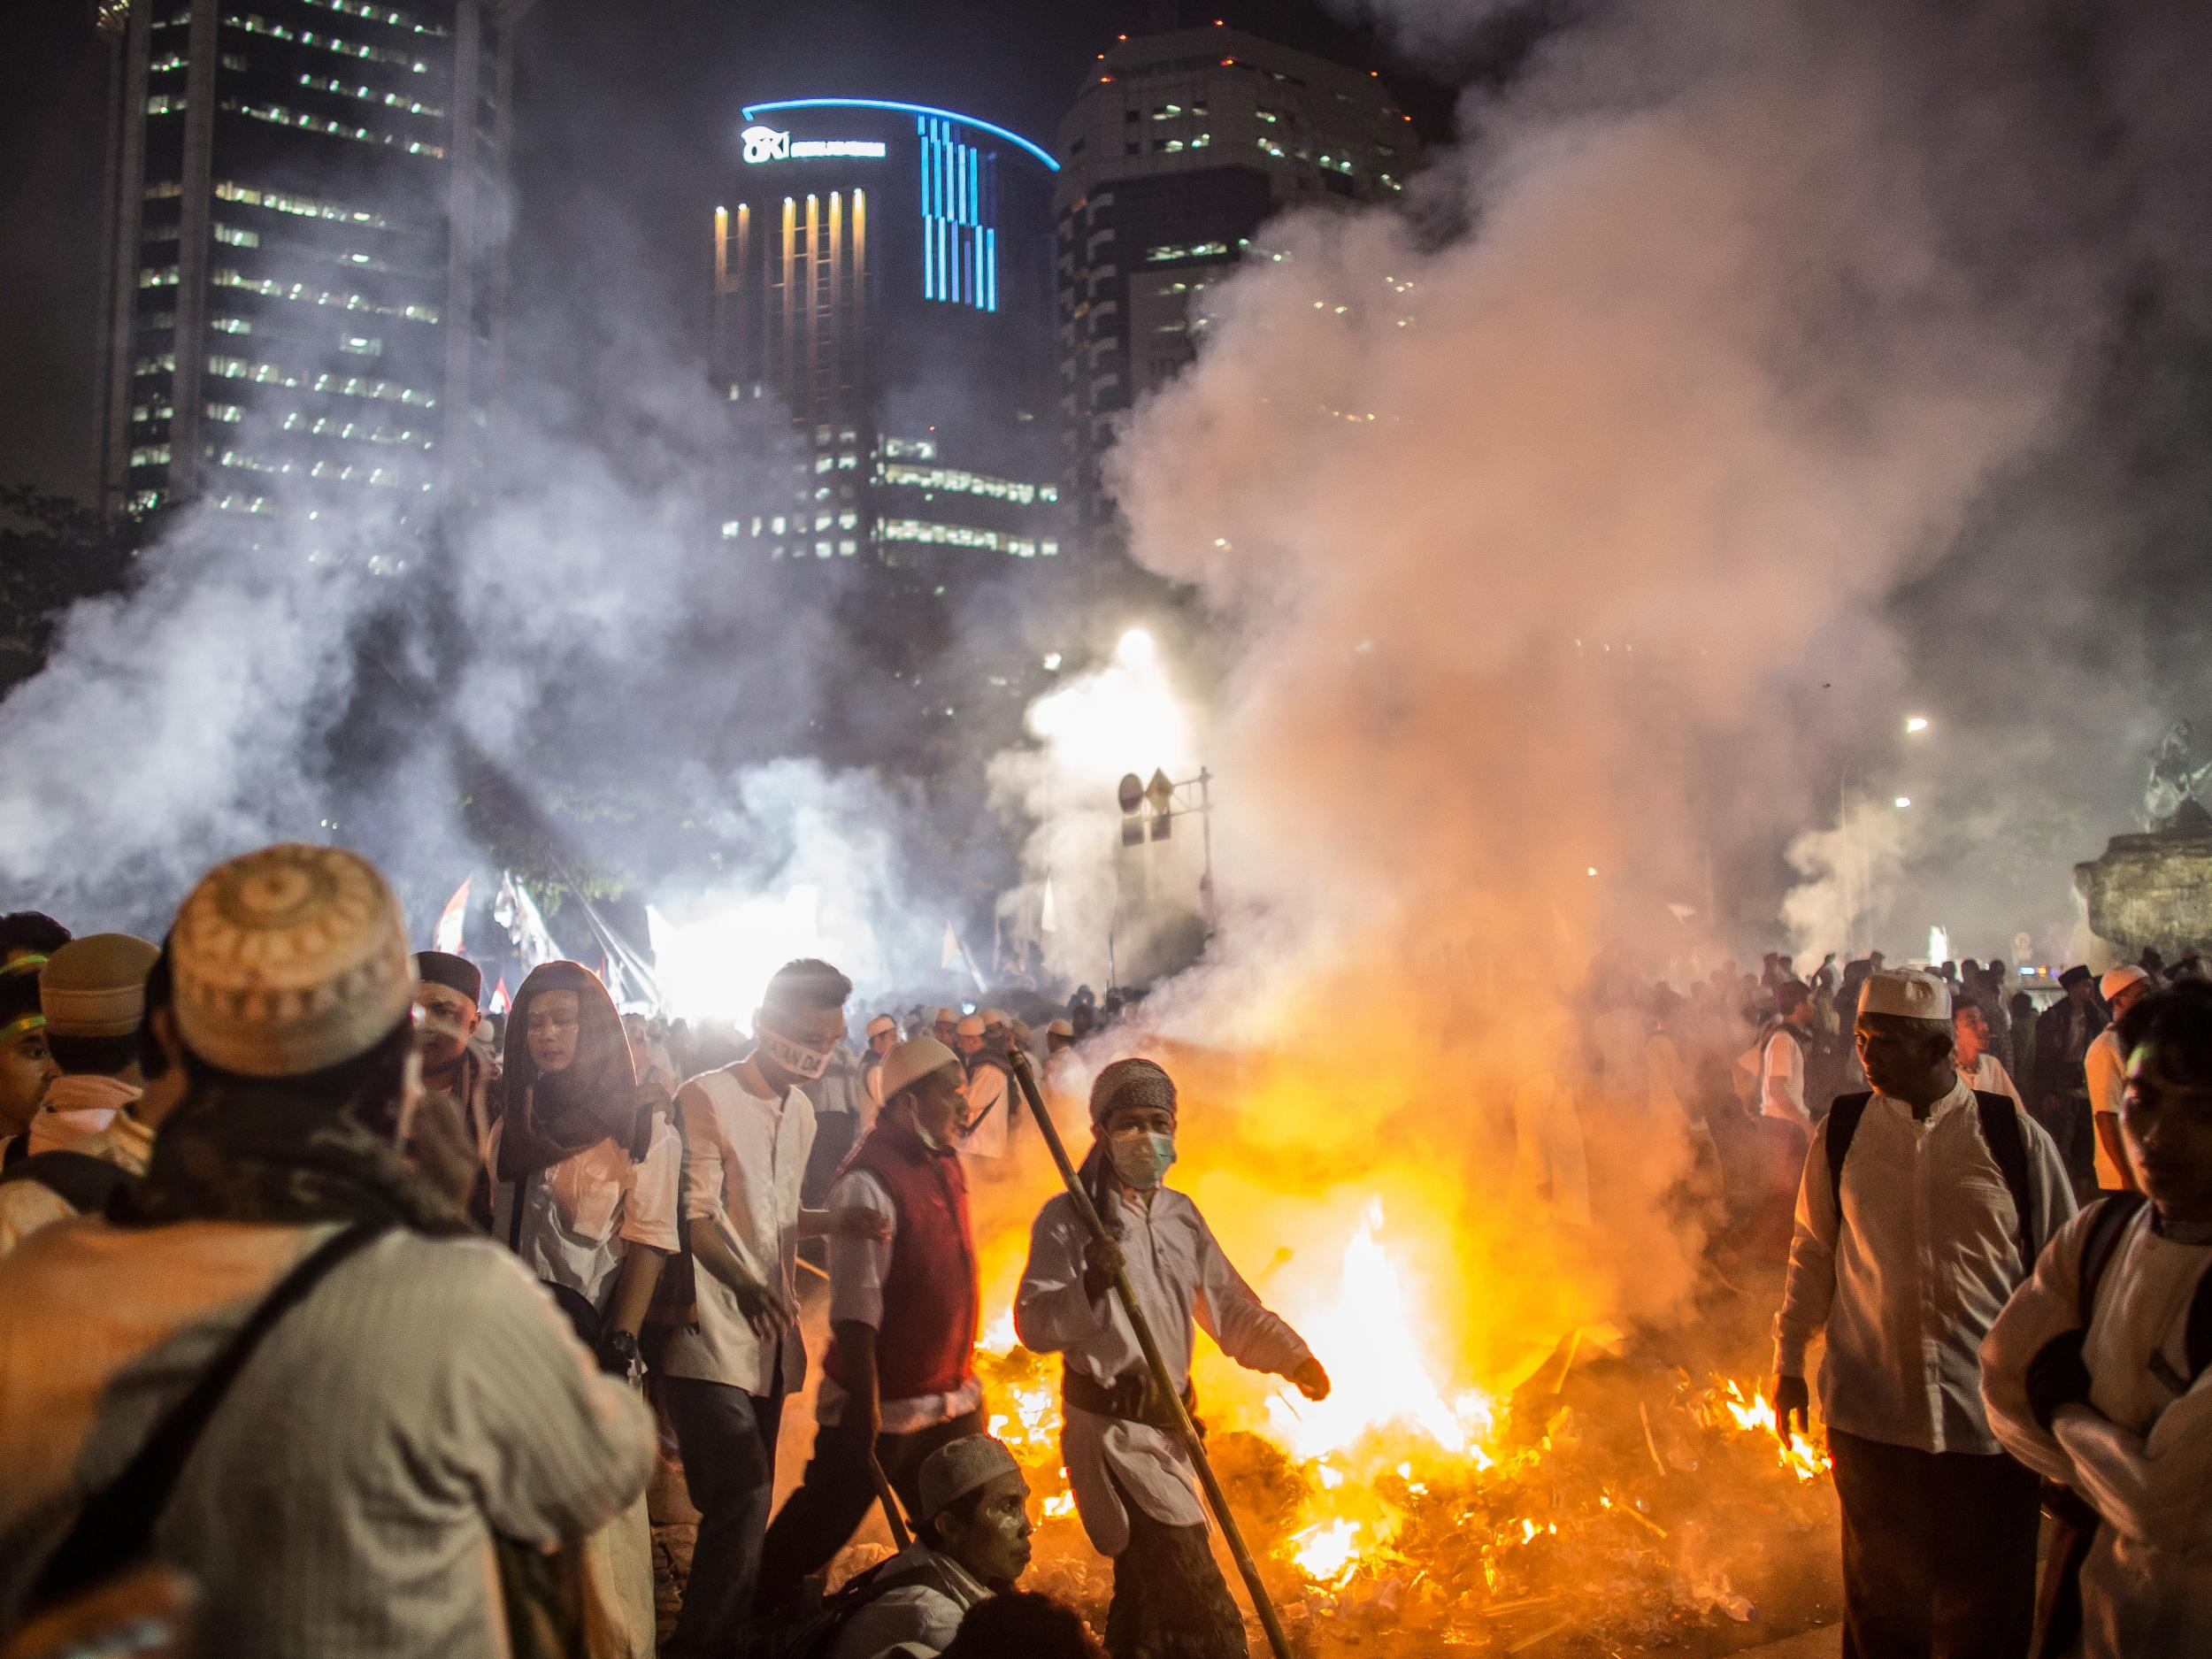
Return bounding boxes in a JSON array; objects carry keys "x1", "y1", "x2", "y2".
[
  {"x1": 1015, "y1": 1185, "x2": 1313, "y2": 1555},
  {"x1": 2085, "y1": 1028, "x2": 2130, "y2": 1190},
  {"x1": 958, "y1": 1063, "x2": 1009, "y2": 1160},
  {"x1": 661, "y1": 1064, "x2": 815, "y2": 1396},
  {"x1": 0, "y1": 1219, "x2": 654, "y2": 1648},
  {"x1": 1958, "y1": 1050, "x2": 2025, "y2": 1113},
  {"x1": 1981, "y1": 1203, "x2": 2212, "y2": 1658},
  {"x1": 814, "y1": 1165, "x2": 984, "y2": 1433},
  {"x1": 1773, "y1": 1076, "x2": 2075, "y2": 1453}
]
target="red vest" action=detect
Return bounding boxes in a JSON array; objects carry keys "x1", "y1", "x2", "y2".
[{"x1": 821, "y1": 1118, "x2": 979, "y2": 1403}]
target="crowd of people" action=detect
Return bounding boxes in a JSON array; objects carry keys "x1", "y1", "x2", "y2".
[
  {"x1": 0, "y1": 844, "x2": 1324, "y2": 1659},
  {"x1": 0, "y1": 843, "x2": 2204, "y2": 1659}
]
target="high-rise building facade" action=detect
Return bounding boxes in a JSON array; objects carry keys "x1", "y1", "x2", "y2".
[
  {"x1": 711, "y1": 98, "x2": 1064, "y2": 572},
  {"x1": 93, "y1": 0, "x2": 530, "y2": 530},
  {"x1": 1054, "y1": 25, "x2": 1417, "y2": 526}
]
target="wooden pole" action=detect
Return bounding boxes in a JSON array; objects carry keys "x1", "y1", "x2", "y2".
[{"x1": 1005, "y1": 1048, "x2": 1295, "y2": 1659}]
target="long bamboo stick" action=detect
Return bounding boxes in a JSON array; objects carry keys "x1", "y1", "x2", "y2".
[{"x1": 1005, "y1": 1048, "x2": 1295, "y2": 1659}]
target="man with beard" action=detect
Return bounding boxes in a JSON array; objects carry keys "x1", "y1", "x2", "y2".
[
  {"x1": 1981, "y1": 979, "x2": 2212, "y2": 1659},
  {"x1": 659, "y1": 958, "x2": 887, "y2": 1659},
  {"x1": 1772, "y1": 970, "x2": 2074, "y2": 1659},
  {"x1": 1017, "y1": 1058, "x2": 1331, "y2": 1659},
  {"x1": 758, "y1": 1036, "x2": 986, "y2": 1611},
  {"x1": 499, "y1": 959, "x2": 679, "y2": 1659},
  {"x1": 0, "y1": 845, "x2": 652, "y2": 1647},
  {"x1": 412, "y1": 950, "x2": 498, "y2": 1228}
]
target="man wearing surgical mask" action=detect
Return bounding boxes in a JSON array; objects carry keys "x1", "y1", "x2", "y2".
[
  {"x1": 660, "y1": 958, "x2": 889, "y2": 1659},
  {"x1": 1015, "y1": 1058, "x2": 1331, "y2": 1659}
]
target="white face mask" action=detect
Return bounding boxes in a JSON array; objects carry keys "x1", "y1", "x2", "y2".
[
  {"x1": 1108, "y1": 1128, "x2": 1177, "y2": 1191},
  {"x1": 757, "y1": 1025, "x2": 834, "y2": 1082}
]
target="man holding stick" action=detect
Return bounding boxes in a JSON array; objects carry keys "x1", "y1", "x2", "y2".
[{"x1": 1016, "y1": 1057, "x2": 1329, "y2": 1659}]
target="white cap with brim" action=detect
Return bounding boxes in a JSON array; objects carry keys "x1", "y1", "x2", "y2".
[
  {"x1": 879, "y1": 1035, "x2": 963, "y2": 1102},
  {"x1": 2101, "y1": 964, "x2": 2150, "y2": 1002},
  {"x1": 173, "y1": 843, "x2": 414, "y2": 1078},
  {"x1": 1859, "y1": 968, "x2": 1951, "y2": 1022},
  {"x1": 917, "y1": 1435, "x2": 1022, "y2": 1524}
]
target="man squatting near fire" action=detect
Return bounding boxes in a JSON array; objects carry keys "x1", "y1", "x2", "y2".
[
  {"x1": 1771, "y1": 968, "x2": 2074, "y2": 1659},
  {"x1": 1017, "y1": 1056, "x2": 1333, "y2": 1659},
  {"x1": 1981, "y1": 979, "x2": 2212, "y2": 1658}
]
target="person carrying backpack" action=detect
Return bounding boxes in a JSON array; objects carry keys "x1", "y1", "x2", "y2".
[
  {"x1": 1770, "y1": 968, "x2": 2075, "y2": 1659},
  {"x1": 1981, "y1": 979, "x2": 2212, "y2": 1659}
]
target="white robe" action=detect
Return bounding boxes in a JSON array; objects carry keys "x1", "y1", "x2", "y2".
[
  {"x1": 1015, "y1": 1185, "x2": 1313, "y2": 1555},
  {"x1": 1982, "y1": 1203, "x2": 2212, "y2": 1657}
]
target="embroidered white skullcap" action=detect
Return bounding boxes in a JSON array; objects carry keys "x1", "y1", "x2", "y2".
[
  {"x1": 866, "y1": 1014, "x2": 898, "y2": 1038},
  {"x1": 1858, "y1": 968, "x2": 1950, "y2": 1022},
  {"x1": 917, "y1": 1435, "x2": 1022, "y2": 1523},
  {"x1": 933, "y1": 1006, "x2": 958, "y2": 1025},
  {"x1": 172, "y1": 844, "x2": 412, "y2": 1077},
  {"x1": 956, "y1": 1014, "x2": 986, "y2": 1038}
]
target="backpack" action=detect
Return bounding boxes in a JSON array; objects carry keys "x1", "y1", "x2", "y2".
[
  {"x1": 2073, "y1": 1191, "x2": 2212, "y2": 1386},
  {"x1": 1825, "y1": 1090, "x2": 2036, "y2": 1271},
  {"x1": 741, "y1": 1555, "x2": 956, "y2": 1659},
  {"x1": 0, "y1": 1150, "x2": 139, "y2": 1218}
]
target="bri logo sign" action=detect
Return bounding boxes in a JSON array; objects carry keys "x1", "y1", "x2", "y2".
[{"x1": 742, "y1": 125, "x2": 887, "y2": 164}]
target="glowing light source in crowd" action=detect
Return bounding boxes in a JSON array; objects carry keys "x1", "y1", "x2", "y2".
[
  {"x1": 1021, "y1": 626, "x2": 1193, "y2": 786},
  {"x1": 648, "y1": 886, "x2": 824, "y2": 1023}
]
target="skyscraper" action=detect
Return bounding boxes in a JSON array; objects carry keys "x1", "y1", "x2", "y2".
[
  {"x1": 710, "y1": 98, "x2": 1064, "y2": 572},
  {"x1": 92, "y1": 0, "x2": 531, "y2": 530},
  {"x1": 1054, "y1": 24, "x2": 1418, "y2": 526}
]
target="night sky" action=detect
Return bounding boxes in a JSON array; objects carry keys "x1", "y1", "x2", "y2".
[{"x1": 0, "y1": 0, "x2": 1462, "y2": 502}]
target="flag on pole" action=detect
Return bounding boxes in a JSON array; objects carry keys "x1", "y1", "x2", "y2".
[
  {"x1": 941, "y1": 921, "x2": 964, "y2": 972},
  {"x1": 489, "y1": 977, "x2": 511, "y2": 1016},
  {"x1": 433, "y1": 878, "x2": 471, "y2": 955},
  {"x1": 1040, "y1": 875, "x2": 1058, "y2": 936}
]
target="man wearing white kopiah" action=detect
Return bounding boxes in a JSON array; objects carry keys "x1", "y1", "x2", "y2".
[
  {"x1": 1771, "y1": 969, "x2": 2073, "y2": 1659},
  {"x1": 1980, "y1": 979, "x2": 2212, "y2": 1659},
  {"x1": 1015, "y1": 1057, "x2": 1331, "y2": 1659}
]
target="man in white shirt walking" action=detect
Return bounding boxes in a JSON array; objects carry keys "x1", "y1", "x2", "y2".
[
  {"x1": 1761, "y1": 980, "x2": 1818, "y2": 1127},
  {"x1": 1981, "y1": 979, "x2": 2212, "y2": 1659},
  {"x1": 1771, "y1": 969, "x2": 2074, "y2": 1659},
  {"x1": 2085, "y1": 964, "x2": 2152, "y2": 1193},
  {"x1": 659, "y1": 958, "x2": 886, "y2": 1659}
]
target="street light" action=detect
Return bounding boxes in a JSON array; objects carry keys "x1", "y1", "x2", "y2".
[
  {"x1": 1894, "y1": 796, "x2": 1912, "y2": 810},
  {"x1": 1905, "y1": 716, "x2": 1931, "y2": 734}
]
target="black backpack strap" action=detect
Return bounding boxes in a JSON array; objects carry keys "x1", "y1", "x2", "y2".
[
  {"x1": 28, "y1": 1221, "x2": 387, "y2": 1610},
  {"x1": 2074, "y1": 1192, "x2": 2147, "y2": 1329},
  {"x1": 1825, "y1": 1092, "x2": 1873, "y2": 1219},
  {"x1": 1973, "y1": 1092, "x2": 2037, "y2": 1274},
  {"x1": 0, "y1": 1149, "x2": 138, "y2": 1217}
]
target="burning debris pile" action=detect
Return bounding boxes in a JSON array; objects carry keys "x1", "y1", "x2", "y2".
[{"x1": 964, "y1": 1202, "x2": 1838, "y2": 1656}]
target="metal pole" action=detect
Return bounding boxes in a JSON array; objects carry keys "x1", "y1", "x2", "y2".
[
  {"x1": 1004, "y1": 1049, "x2": 1295, "y2": 1659},
  {"x1": 1198, "y1": 766, "x2": 1216, "y2": 930}
]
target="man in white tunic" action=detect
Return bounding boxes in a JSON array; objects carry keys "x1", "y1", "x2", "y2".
[
  {"x1": 1771, "y1": 969, "x2": 2073, "y2": 1659},
  {"x1": 1016, "y1": 1058, "x2": 1330, "y2": 1659},
  {"x1": 2085, "y1": 964, "x2": 2152, "y2": 1193},
  {"x1": 1952, "y1": 1000, "x2": 2025, "y2": 1112},
  {"x1": 1982, "y1": 979, "x2": 2212, "y2": 1659}
]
